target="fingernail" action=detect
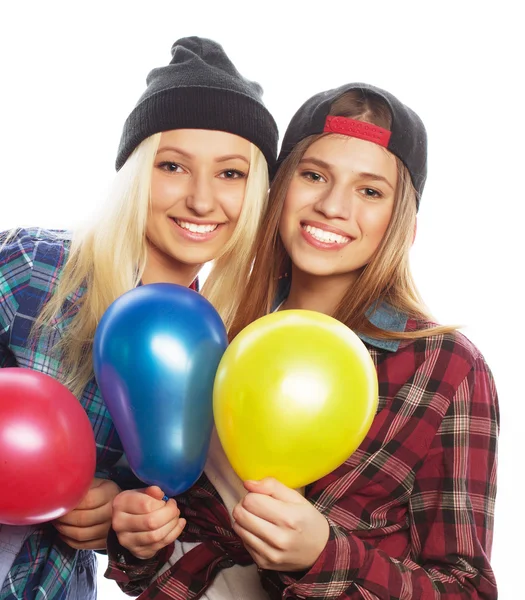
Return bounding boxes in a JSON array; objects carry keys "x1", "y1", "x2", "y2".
[
  {"x1": 162, "y1": 495, "x2": 169, "y2": 502},
  {"x1": 245, "y1": 480, "x2": 259, "y2": 485}
]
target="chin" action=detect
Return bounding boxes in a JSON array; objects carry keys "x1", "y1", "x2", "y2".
[
  {"x1": 292, "y1": 256, "x2": 340, "y2": 278},
  {"x1": 171, "y1": 252, "x2": 214, "y2": 266},
  {"x1": 169, "y1": 242, "x2": 223, "y2": 266}
]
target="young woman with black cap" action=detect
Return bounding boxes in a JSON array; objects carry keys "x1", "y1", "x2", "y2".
[
  {"x1": 107, "y1": 84, "x2": 498, "y2": 599},
  {"x1": 0, "y1": 36, "x2": 277, "y2": 600}
]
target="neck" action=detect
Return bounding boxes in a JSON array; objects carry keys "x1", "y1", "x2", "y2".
[
  {"x1": 142, "y1": 242, "x2": 201, "y2": 287},
  {"x1": 283, "y1": 266, "x2": 358, "y2": 316}
]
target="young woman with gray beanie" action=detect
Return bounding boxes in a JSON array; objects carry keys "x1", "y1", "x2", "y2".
[{"x1": 0, "y1": 35, "x2": 277, "y2": 600}]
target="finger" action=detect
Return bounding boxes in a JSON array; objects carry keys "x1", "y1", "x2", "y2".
[
  {"x1": 118, "y1": 517, "x2": 186, "y2": 559},
  {"x1": 113, "y1": 489, "x2": 172, "y2": 516},
  {"x1": 90, "y1": 477, "x2": 107, "y2": 489},
  {"x1": 161, "y1": 517, "x2": 186, "y2": 546},
  {"x1": 232, "y1": 503, "x2": 283, "y2": 548},
  {"x1": 233, "y1": 520, "x2": 280, "y2": 565},
  {"x1": 147, "y1": 517, "x2": 186, "y2": 556},
  {"x1": 144, "y1": 486, "x2": 166, "y2": 501},
  {"x1": 244, "y1": 478, "x2": 304, "y2": 503},
  {"x1": 238, "y1": 491, "x2": 303, "y2": 529},
  {"x1": 145, "y1": 517, "x2": 186, "y2": 551},
  {"x1": 55, "y1": 501, "x2": 112, "y2": 528},
  {"x1": 119, "y1": 515, "x2": 182, "y2": 548},
  {"x1": 59, "y1": 534, "x2": 107, "y2": 551},
  {"x1": 54, "y1": 522, "x2": 109, "y2": 543},
  {"x1": 113, "y1": 499, "x2": 179, "y2": 533},
  {"x1": 74, "y1": 479, "x2": 119, "y2": 511},
  {"x1": 238, "y1": 539, "x2": 271, "y2": 570}
]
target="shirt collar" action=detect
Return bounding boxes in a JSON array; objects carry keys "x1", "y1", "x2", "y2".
[{"x1": 273, "y1": 276, "x2": 407, "y2": 352}]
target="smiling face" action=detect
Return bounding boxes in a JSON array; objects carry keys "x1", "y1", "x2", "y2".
[
  {"x1": 145, "y1": 128, "x2": 252, "y2": 281},
  {"x1": 278, "y1": 133, "x2": 398, "y2": 287}
]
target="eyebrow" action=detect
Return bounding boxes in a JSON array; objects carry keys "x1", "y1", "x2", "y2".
[
  {"x1": 157, "y1": 146, "x2": 250, "y2": 165},
  {"x1": 299, "y1": 156, "x2": 395, "y2": 191},
  {"x1": 216, "y1": 154, "x2": 250, "y2": 165}
]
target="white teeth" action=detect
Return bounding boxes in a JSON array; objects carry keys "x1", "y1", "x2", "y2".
[
  {"x1": 303, "y1": 225, "x2": 350, "y2": 244},
  {"x1": 175, "y1": 219, "x2": 218, "y2": 233}
]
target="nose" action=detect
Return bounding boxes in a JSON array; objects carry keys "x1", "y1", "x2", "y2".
[
  {"x1": 185, "y1": 173, "x2": 216, "y2": 216},
  {"x1": 314, "y1": 183, "x2": 352, "y2": 220}
]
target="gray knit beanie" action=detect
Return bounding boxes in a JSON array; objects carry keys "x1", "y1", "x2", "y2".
[{"x1": 116, "y1": 36, "x2": 278, "y2": 171}]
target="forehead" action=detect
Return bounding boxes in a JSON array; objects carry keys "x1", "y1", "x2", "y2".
[
  {"x1": 304, "y1": 134, "x2": 397, "y2": 177},
  {"x1": 158, "y1": 129, "x2": 251, "y2": 156}
]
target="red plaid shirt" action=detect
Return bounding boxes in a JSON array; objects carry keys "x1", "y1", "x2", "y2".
[{"x1": 105, "y1": 318, "x2": 498, "y2": 599}]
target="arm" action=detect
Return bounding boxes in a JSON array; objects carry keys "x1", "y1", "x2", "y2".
[
  {"x1": 105, "y1": 530, "x2": 175, "y2": 596},
  {"x1": 259, "y1": 354, "x2": 498, "y2": 599},
  {"x1": 1, "y1": 233, "x2": 120, "y2": 551},
  {"x1": 105, "y1": 486, "x2": 184, "y2": 595}
]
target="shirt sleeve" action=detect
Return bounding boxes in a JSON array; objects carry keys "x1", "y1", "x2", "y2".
[
  {"x1": 261, "y1": 354, "x2": 499, "y2": 600},
  {"x1": 105, "y1": 528, "x2": 175, "y2": 595},
  {"x1": 0, "y1": 229, "x2": 35, "y2": 366}
]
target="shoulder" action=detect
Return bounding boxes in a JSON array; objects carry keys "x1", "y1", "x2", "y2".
[
  {"x1": 1, "y1": 227, "x2": 71, "y2": 259},
  {"x1": 1, "y1": 228, "x2": 73, "y2": 313},
  {"x1": 379, "y1": 322, "x2": 498, "y2": 431},
  {"x1": 404, "y1": 319, "x2": 494, "y2": 391},
  {"x1": 1, "y1": 227, "x2": 72, "y2": 270},
  {"x1": 412, "y1": 319, "x2": 485, "y2": 358}
]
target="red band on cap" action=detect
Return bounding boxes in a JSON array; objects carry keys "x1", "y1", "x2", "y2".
[{"x1": 323, "y1": 116, "x2": 391, "y2": 147}]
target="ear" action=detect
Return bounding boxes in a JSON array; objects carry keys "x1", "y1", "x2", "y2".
[{"x1": 412, "y1": 218, "x2": 417, "y2": 246}]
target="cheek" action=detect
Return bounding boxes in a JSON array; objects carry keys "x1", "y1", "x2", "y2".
[
  {"x1": 278, "y1": 196, "x2": 296, "y2": 240},
  {"x1": 363, "y1": 208, "x2": 392, "y2": 243},
  {"x1": 280, "y1": 184, "x2": 306, "y2": 225},
  {"x1": 219, "y1": 186, "x2": 247, "y2": 223},
  {"x1": 150, "y1": 179, "x2": 172, "y2": 212}
]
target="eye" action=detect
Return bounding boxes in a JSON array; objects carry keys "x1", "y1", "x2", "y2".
[
  {"x1": 360, "y1": 187, "x2": 383, "y2": 199},
  {"x1": 219, "y1": 169, "x2": 247, "y2": 180},
  {"x1": 156, "y1": 161, "x2": 185, "y2": 173},
  {"x1": 301, "y1": 170, "x2": 326, "y2": 183}
]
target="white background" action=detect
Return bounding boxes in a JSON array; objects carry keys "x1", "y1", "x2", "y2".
[{"x1": 1, "y1": 1, "x2": 522, "y2": 598}]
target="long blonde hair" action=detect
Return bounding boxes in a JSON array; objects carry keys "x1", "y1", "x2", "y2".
[
  {"x1": 230, "y1": 92, "x2": 455, "y2": 341},
  {"x1": 34, "y1": 133, "x2": 269, "y2": 398}
]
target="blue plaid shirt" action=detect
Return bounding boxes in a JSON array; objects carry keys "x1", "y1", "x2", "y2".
[{"x1": 0, "y1": 228, "x2": 133, "y2": 599}]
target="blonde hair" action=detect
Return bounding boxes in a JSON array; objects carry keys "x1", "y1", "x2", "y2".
[
  {"x1": 34, "y1": 133, "x2": 269, "y2": 398},
  {"x1": 230, "y1": 92, "x2": 455, "y2": 341},
  {"x1": 200, "y1": 142, "x2": 269, "y2": 327}
]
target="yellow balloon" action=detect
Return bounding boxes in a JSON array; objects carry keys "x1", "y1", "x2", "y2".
[{"x1": 213, "y1": 310, "x2": 378, "y2": 489}]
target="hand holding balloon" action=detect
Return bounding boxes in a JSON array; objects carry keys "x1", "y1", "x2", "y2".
[
  {"x1": 112, "y1": 487, "x2": 185, "y2": 560},
  {"x1": 232, "y1": 478, "x2": 329, "y2": 571},
  {"x1": 53, "y1": 478, "x2": 121, "y2": 550}
]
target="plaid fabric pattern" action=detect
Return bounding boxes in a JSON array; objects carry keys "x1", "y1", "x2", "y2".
[
  {"x1": 106, "y1": 318, "x2": 499, "y2": 599},
  {"x1": 1, "y1": 228, "x2": 126, "y2": 599}
]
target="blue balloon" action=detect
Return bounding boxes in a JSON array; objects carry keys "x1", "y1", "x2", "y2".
[{"x1": 93, "y1": 283, "x2": 228, "y2": 496}]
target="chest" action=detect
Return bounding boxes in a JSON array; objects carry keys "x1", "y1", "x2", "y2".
[{"x1": 306, "y1": 345, "x2": 449, "y2": 531}]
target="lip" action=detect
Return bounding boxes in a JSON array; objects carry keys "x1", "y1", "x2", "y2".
[
  {"x1": 169, "y1": 217, "x2": 224, "y2": 242},
  {"x1": 299, "y1": 220, "x2": 354, "y2": 251}
]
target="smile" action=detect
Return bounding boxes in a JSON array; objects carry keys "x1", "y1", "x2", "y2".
[
  {"x1": 174, "y1": 218, "x2": 219, "y2": 233},
  {"x1": 301, "y1": 224, "x2": 350, "y2": 244}
]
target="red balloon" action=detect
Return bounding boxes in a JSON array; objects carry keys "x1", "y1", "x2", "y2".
[{"x1": 0, "y1": 368, "x2": 96, "y2": 525}]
